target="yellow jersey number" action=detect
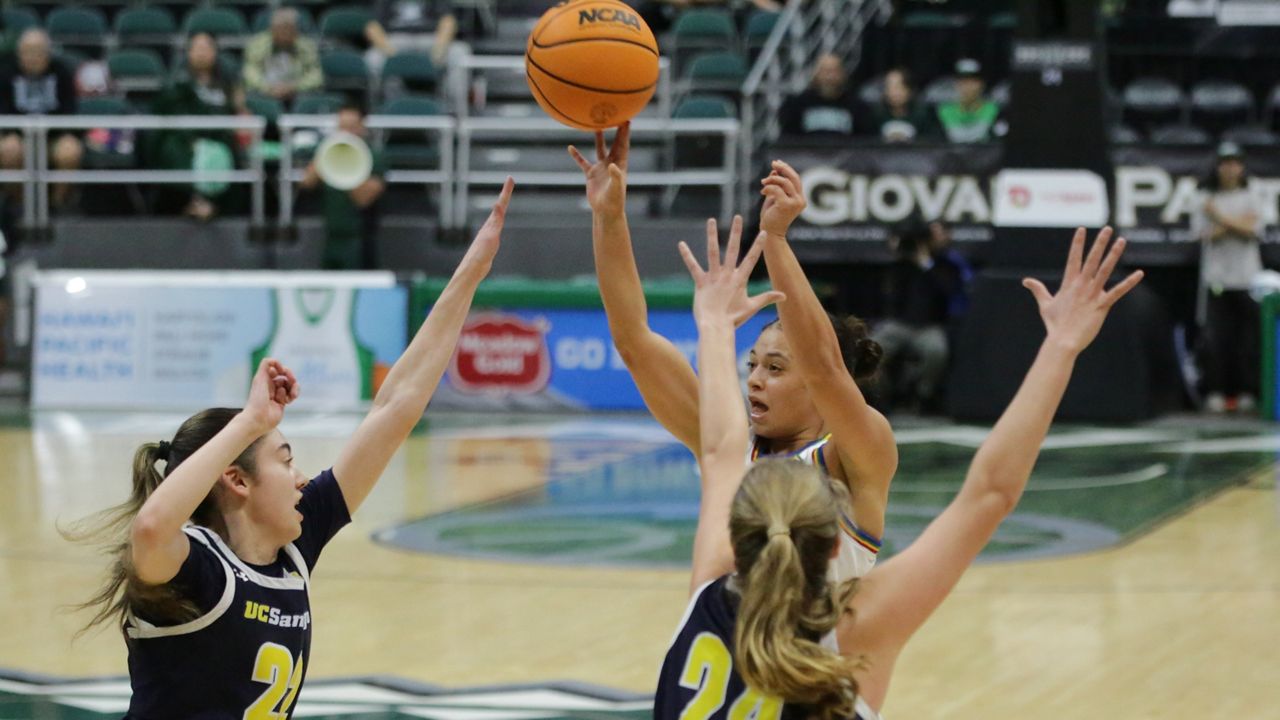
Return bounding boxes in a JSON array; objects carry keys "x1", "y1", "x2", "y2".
[
  {"x1": 678, "y1": 632, "x2": 782, "y2": 720},
  {"x1": 244, "y1": 642, "x2": 305, "y2": 720}
]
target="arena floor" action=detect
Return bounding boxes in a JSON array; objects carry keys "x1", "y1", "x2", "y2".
[{"x1": 1, "y1": 409, "x2": 1277, "y2": 719}]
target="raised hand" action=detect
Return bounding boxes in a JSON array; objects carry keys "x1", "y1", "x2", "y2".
[
  {"x1": 1022, "y1": 227, "x2": 1145, "y2": 355},
  {"x1": 759, "y1": 159, "x2": 808, "y2": 237},
  {"x1": 460, "y1": 176, "x2": 514, "y2": 276},
  {"x1": 568, "y1": 122, "x2": 630, "y2": 217},
  {"x1": 679, "y1": 214, "x2": 785, "y2": 327},
  {"x1": 243, "y1": 358, "x2": 299, "y2": 434}
]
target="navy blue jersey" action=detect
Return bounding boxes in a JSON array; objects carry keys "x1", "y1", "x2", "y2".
[
  {"x1": 655, "y1": 576, "x2": 879, "y2": 720},
  {"x1": 124, "y1": 469, "x2": 350, "y2": 719}
]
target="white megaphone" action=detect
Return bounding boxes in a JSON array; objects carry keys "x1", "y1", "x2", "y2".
[{"x1": 314, "y1": 130, "x2": 373, "y2": 191}]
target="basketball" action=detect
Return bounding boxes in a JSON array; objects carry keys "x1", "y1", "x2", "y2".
[{"x1": 525, "y1": 0, "x2": 660, "y2": 131}]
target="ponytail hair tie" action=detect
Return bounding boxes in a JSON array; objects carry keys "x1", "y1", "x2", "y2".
[
  {"x1": 766, "y1": 524, "x2": 790, "y2": 539},
  {"x1": 156, "y1": 440, "x2": 172, "y2": 462}
]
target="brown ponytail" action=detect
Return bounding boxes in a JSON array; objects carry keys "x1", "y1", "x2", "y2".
[
  {"x1": 730, "y1": 458, "x2": 860, "y2": 719},
  {"x1": 62, "y1": 408, "x2": 262, "y2": 636}
]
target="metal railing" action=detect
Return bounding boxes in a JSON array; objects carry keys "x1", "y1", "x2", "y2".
[
  {"x1": 447, "y1": 53, "x2": 673, "y2": 122},
  {"x1": 456, "y1": 117, "x2": 739, "y2": 224},
  {"x1": 0, "y1": 114, "x2": 268, "y2": 228},
  {"x1": 739, "y1": 0, "x2": 883, "y2": 208},
  {"x1": 277, "y1": 114, "x2": 457, "y2": 228}
]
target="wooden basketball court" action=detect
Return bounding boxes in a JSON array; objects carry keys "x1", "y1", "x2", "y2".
[{"x1": 0, "y1": 409, "x2": 1276, "y2": 718}]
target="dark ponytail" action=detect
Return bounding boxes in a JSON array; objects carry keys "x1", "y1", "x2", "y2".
[
  {"x1": 763, "y1": 314, "x2": 883, "y2": 388},
  {"x1": 63, "y1": 408, "x2": 263, "y2": 636}
]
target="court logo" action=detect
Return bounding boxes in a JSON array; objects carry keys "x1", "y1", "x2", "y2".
[{"x1": 450, "y1": 313, "x2": 551, "y2": 394}]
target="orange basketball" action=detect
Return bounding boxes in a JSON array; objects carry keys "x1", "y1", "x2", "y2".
[{"x1": 525, "y1": 0, "x2": 660, "y2": 131}]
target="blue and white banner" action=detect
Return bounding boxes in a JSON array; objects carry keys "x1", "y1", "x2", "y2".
[{"x1": 433, "y1": 307, "x2": 775, "y2": 411}]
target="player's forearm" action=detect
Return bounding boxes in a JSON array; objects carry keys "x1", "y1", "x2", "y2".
[
  {"x1": 965, "y1": 339, "x2": 1076, "y2": 509},
  {"x1": 763, "y1": 232, "x2": 866, "y2": 391},
  {"x1": 697, "y1": 317, "x2": 746, "y2": 475},
  {"x1": 372, "y1": 261, "x2": 484, "y2": 416},
  {"x1": 132, "y1": 414, "x2": 265, "y2": 544},
  {"x1": 593, "y1": 212, "x2": 653, "y2": 344}
]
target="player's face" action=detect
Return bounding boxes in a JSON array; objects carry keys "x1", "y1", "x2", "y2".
[
  {"x1": 745, "y1": 326, "x2": 822, "y2": 439},
  {"x1": 245, "y1": 430, "x2": 309, "y2": 544}
]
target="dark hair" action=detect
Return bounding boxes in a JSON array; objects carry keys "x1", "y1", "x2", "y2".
[
  {"x1": 1202, "y1": 156, "x2": 1249, "y2": 192},
  {"x1": 730, "y1": 459, "x2": 860, "y2": 719},
  {"x1": 63, "y1": 408, "x2": 264, "y2": 636},
  {"x1": 338, "y1": 95, "x2": 368, "y2": 117},
  {"x1": 763, "y1": 314, "x2": 883, "y2": 385},
  {"x1": 884, "y1": 66, "x2": 913, "y2": 89}
]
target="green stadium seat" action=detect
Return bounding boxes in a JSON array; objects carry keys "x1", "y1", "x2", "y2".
[
  {"x1": 2, "y1": 7, "x2": 40, "y2": 34},
  {"x1": 107, "y1": 49, "x2": 167, "y2": 95},
  {"x1": 684, "y1": 51, "x2": 748, "y2": 94},
  {"x1": 671, "y1": 9, "x2": 737, "y2": 72},
  {"x1": 744, "y1": 10, "x2": 779, "y2": 58},
  {"x1": 378, "y1": 95, "x2": 442, "y2": 169},
  {"x1": 320, "y1": 49, "x2": 368, "y2": 92},
  {"x1": 115, "y1": 7, "x2": 179, "y2": 55},
  {"x1": 380, "y1": 52, "x2": 438, "y2": 98},
  {"x1": 183, "y1": 7, "x2": 248, "y2": 38},
  {"x1": 319, "y1": 6, "x2": 374, "y2": 46},
  {"x1": 47, "y1": 6, "x2": 108, "y2": 56},
  {"x1": 293, "y1": 92, "x2": 345, "y2": 114},
  {"x1": 245, "y1": 93, "x2": 284, "y2": 124},
  {"x1": 673, "y1": 95, "x2": 734, "y2": 119}
]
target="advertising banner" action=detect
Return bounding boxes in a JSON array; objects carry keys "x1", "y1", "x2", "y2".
[
  {"x1": 780, "y1": 143, "x2": 1280, "y2": 254},
  {"x1": 429, "y1": 307, "x2": 775, "y2": 412},
  {"x1": 32, "y1": 272, "x2": 406, "y2": 411}
]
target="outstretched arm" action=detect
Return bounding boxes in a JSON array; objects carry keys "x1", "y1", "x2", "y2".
[
  {"x1": 681, "y1": 223, "x2": 785, "y2": 594},
  {"x1": 570, "y1": 124, "x2": 703, "y2": 449},
  {"x1": 132, "y1": 359, "x2": 299, "y2": 584},
  {"x1": 850, "y1": 228, "x2": 1144, "y2": 654},
  {"x1": 759, "y1": 161, "x2": 897, "y2": 507},
  {"x1": 332, "y1": 178, "x2": 513, "y2": 514}
]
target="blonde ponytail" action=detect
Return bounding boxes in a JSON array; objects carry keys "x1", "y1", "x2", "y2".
[{"x1": 730, "y1": 458, "x2": 860, "y2": 719}]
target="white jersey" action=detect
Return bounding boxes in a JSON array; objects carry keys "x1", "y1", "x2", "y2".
[{"x1": 749, "y1": 433, "x2": 881, "y2": 582}]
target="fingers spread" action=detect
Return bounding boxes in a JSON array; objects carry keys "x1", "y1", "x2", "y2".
[
  {"x1": 705, "y1": 218, "x2": 721, "y2": 270},
  {"x1": 725, "y1": 214, "x2": 743, "y2": 265},
  {"x1": 1083, "y1": 226, "x2": 1113, "y2": 277},
  {"x1": 568, "y1": 144, "x2": 591, "y2": 170},
  {"x1": 1063, "y1": 227, "x2": 1086, "y2": 282},
  {"x1": 738, "y1": 231, "x2": 769, "y2": 279},
  {"x1": 1103, "y1": 269, "x2": 1144, "y2": 308},
  {"x1": 678, "y1": 241, "x2": 704, "y2": 279},
  {"x1": 1093, "y1": 236, "x2": 1126, "y2": 291},
  {"x1": 1022, "y1": 277, "x2": 1052, "y2": 307},
  {"x1": 594, "y1": 131, "x2": 605, "y2": 161}
]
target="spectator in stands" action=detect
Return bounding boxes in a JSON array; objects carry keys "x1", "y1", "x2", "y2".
[
  {"x1": 148, "y1": 33, "x2": 246, "y2": 222},
  {"x1": 301, "y1": 101, "x2": 388, "y2": 270},
  {"x1": 243, "y1": 8, "x2": 323, "y2": 105},
  {"x1": 1192, "y1": 141, "x2": 1265, "y2": 413},
  {"x1": 936, "y1": 58, "x2": 1004, "y2": 143},
  {"x1": 0, "y1": 29, "x2": 82, "y2": 211},
  {"x1": 376, "y1": 0, "x2": 458, "y2": 66},
  {"x1": 779, "y1": 53, "x2": 858, "y2": 137},
  {"x1": 927, "y1": 218, "x2": 972, "y2": 319},
  {"x1": 861, "y1": 67, "x2": 938, "y2": 143},
  {"x1": 874, "y1": 219, "x2": 961, "y2": 413}
]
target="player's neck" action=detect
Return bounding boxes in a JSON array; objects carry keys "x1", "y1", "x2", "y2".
[
  {"x1": 222, "y1": 514, "x2": 282, "y2": 565},
  {"x1": 763, "y1": 425, "x2": 824, "y2": 456}
]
